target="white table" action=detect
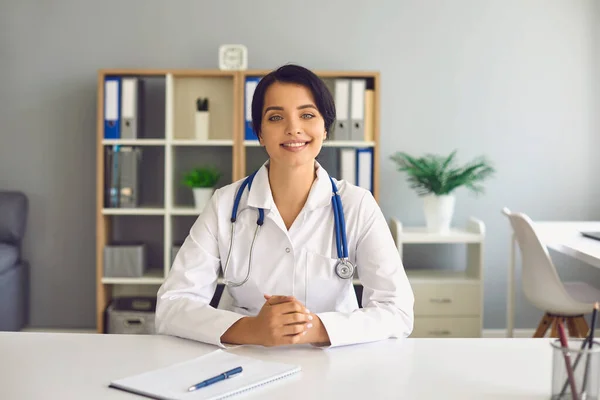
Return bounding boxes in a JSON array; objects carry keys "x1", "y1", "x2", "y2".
[
  {"x1": 1, "y1": 332, "x2": 556, "y2": 399},
  {"x1": 506, "y1": 221, "x2": 600, "y2": 338}
]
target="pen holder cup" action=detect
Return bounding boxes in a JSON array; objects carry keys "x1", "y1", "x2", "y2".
[{"x1": 551, "y1": 338, "x2": 600, "y2": 399}]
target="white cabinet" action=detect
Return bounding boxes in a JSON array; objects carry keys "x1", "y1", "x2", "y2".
[{"x1": 389, "y1": 217, "x2": 485, "y2": 338}]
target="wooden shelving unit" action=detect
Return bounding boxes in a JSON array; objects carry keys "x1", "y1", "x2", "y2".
[{"x1": 95, "y1": 69, "x2": 381, "y2": 333}]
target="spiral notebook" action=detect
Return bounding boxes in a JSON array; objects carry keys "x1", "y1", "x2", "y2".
[{"x1": 108, "y1": 349, "x2": 301, "y2": 400}]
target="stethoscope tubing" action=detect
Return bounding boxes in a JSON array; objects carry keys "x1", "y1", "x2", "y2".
[
  {"x1": 223, "y1": 171, "x2": 353, "y2": 287},
  {"x1": 330, "y1": 176, "x2": 349, "y2": 259}
]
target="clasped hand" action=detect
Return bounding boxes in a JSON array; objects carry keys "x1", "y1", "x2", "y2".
[
  {"x1": 221, "y1": 294, "x2": 330, "y2": 347},
  {"x1": 251, "y1": 294, "x2": 315, "y2": 346}
]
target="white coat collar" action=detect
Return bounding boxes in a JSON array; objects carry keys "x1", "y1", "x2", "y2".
[{"x1": 246, "y1": 160, "x2": 333, "y2": 211}]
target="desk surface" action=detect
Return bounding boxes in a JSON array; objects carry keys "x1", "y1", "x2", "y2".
[
  {"x1": 1, "y1": 332, "x2": 555, "y2": 399},
  {"x1": 535, "y1": 221, "x2": 600, "y2": 268}
]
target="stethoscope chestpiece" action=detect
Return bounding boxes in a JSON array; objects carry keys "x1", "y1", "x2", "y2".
[{"x1": 335, "y1": 259, "x2": 355, "y2": 280}]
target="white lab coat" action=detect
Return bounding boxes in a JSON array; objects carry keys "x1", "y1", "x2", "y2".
[{"x1": 155, "y1": 161, "x2": 414, "y2": 348}]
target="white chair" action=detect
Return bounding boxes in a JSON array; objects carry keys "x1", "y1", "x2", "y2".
[{"x1": 502, "y1": 207, "x2": 600, "y2": 338}]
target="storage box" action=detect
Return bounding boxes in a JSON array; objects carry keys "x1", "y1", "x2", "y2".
[
  {"x1": 106, "y1": 297, "x2": 156, "y2": 335},
  {"x1": 103, "y1": 244, "x2": 146, "y2": 277}
]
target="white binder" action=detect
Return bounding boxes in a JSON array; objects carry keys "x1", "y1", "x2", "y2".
[
  {"x1": 350, "y1": 79, "x2": 366, "y2": 141},
  {"x1": 121, "y1": 78, "x2": 143, "y2": 139},
  {"x1": 333, "y1": 79, "x2": 350, "y2": 140},
  {"x1": 340, "y1": 148, "x2": 357, "y2": 185},
  {"x1": 356, "y1": 148, "x2": 373, "y2": 192}
]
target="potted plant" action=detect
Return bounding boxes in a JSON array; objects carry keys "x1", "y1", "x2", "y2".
[
  {"x1": 182, "y1": 166, "x2": 221, "y2": 210},
  {"x1": 390, "y1": 150, "x2": 495, "y2": 233}
]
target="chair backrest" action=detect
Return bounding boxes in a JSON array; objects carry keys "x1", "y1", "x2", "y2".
[{"x1": 502, "y1": 207, "x2": 574, "y2": 312}]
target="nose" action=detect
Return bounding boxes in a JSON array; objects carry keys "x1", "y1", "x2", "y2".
[{"x1": 285, "y1": 120, "x2": 302, "y2": 135}]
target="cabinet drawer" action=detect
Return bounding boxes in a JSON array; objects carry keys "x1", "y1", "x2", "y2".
[
  {"x1": 411, "y1": 316, "x2": 481, "y2": 338},
  {"x1": 412, "y1": 282, "x2": 480, "y2": 316}
]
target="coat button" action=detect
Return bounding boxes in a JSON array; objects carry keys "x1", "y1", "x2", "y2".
[{"x1": 285, "y1": 248, "x2": 291, "y2": 253}]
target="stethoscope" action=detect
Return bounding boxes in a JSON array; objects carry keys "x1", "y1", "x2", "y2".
[{"x1": 222, "y1": 170, "x2": 356, "y2": 287}]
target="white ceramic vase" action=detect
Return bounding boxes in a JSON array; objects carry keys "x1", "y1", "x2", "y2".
[
  {"x1": 193, "y1": 188, "x2": 214, "y2": 211},
  {"x1": 422, "y1": 194, "x2": 456, "y2": 233},
  {"x1": 195, "y1": 111, "x2": 209, "y2": 141}
]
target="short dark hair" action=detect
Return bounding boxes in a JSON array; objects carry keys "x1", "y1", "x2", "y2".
[{"x1": 251, "y1": 64, "x2": 336, "y2": 137}]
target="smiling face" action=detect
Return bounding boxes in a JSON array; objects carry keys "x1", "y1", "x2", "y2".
[{"x1": 258, "y1": 81, "x2": 326, "y2": 170}]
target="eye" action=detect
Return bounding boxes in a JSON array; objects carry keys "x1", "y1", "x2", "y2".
[
  {"x1": 268, "y1": 115, "x2": 283, "y2": 121},
  {"x1": 301, "y1": 113, "x2": 315, "y2": 119}
]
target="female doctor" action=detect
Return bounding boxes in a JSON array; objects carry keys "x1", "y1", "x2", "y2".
[{"x1": 155, "y1": 64, "x2": 414, "y2": 348}]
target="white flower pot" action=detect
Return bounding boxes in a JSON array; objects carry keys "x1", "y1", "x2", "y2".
[
  {"x1": 193, "y1": 188, "x2": 214, "y2": 211},
  {"x1": 422, "y1": 194, "x2": 455, "y2": 233}
]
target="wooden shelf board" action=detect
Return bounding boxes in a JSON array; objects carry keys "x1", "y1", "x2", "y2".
[
  {"x1": 101, "y1": 269, "x2": 165, "y2": 285},
  {"x1": 322, "y1": 141, "x2": 375, "y2": 148},
  {"x1": 171, "y1": 70, "x2": 236, "y2": 78},
  {"x1": 102, "y1": 208, "x2": 165, "y2": 215},
  {"x1": 171, "y1": 139, "x2": 233, "y2": 146},
  {"x1": 99, "y1": 69, "x2": 170, "y2": 76},
  {"x1": 241, "y1": 70, "x2": 379, "y2": 79},
  {"x1": 102, "y1": 139, "x2": 166, "y2": 146},
  {"x1": 243, "y1": 140, "x2": 375, "y2": 148},
  {"x1": 171, "y1": 207, "x2": 201, "y2": 216},
  {"x1": 399, "y1": 228, "x2": 483, "y2": 244},
  {"x1": 406, "y1": 269, "x2": 480, "y2": 283}
]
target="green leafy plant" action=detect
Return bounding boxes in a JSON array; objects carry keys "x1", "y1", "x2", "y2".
[
  {"x1": 182, "y1": 166, "x2": 221, "y2": 188},
  {"x1": 389, "y1": 150, "x2": 495, "y2": 196}
]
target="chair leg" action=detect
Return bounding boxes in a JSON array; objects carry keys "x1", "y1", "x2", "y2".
[
  {"x1": 566, "y1": 317, "x2": 581, "y2": 337},
  {"x1": 575, "y1": 316, "x2": 590, "y2": 338},
  {"x1": 533, "y1": 313, "x2": 554, "y2": 338},
  {"x1": 550, "y1": 316, "x2": 561, "y2": 338}
]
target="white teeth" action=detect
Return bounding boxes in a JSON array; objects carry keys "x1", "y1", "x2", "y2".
[{"x1": 282, "y1": 142, "x2": 307, "y2": 148}]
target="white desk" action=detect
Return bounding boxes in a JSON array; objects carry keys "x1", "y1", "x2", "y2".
[
  {"x1": 506, "y1": 221, "x2": 600, "y2": 337},
  {"x1": 1, "y1": 332, "x2": 555, "y2": 399}
]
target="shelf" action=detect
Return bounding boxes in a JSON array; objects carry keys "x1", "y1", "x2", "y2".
[
  {"x1": 242, "y1": 70, "x2": 379, "y2": 79},
  {"x1": 101, "y1": 269, "x2": 165, "y2": 285},
  {"x1": 171, "y1": 139, "x2": 233, "y2": 146},
  {"x1": 398, "y1": 228, "x2": 483, "y2": 244},
  {"x1": 96, "y1": 68, "x2": 381, "y2": 334},
  {"x1": 102, "y1": 139, "x2": 166, "y2": 146},
  {"x1": 102, "y1": 208, "x2": 165, "y2": 215},
  {"x1": 171, "y1": 207, "x2": 202, "y2": 216},
  {"x1": 243, "y1": 140, "x2": 375, "y2": 148},
  {"x1": 322, "y1": 141, "x2": 375, "y2": 148},
  {"x1": 390, "y1": 218, "x2": 485, "y2": 244},
  {"x1": 406, "y1": 269, "x2": 479, "y2": 283},
  {"x1": 402, "y1": 229, "x2": 483, "y2": 243}
]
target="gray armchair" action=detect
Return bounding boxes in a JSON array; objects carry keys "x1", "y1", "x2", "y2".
[{"x1": 0, "y1": 191, "x2": 29, "y2": 331}]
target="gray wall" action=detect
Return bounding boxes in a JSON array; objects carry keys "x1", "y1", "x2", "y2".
[{"x1": 1, "y1": 0, "x2": 598, "y2": 330}]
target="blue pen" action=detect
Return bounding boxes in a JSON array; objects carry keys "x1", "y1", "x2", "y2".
[{"x1": 187, "y1": 366, "x2": 243, "y2": 392}]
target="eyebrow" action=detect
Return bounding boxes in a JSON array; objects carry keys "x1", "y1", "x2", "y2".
[{"x1": 264, "y1": 104, "x2": 317, "y2": 114}]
